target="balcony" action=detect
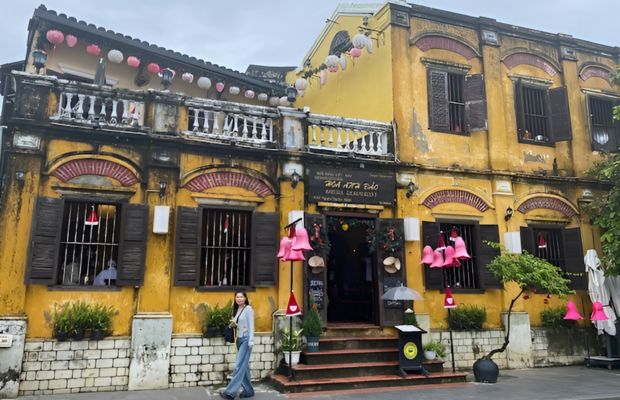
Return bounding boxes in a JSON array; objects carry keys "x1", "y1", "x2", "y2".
[{"x1": 5, "y1": 71, "x2": 396, "y2": 160}]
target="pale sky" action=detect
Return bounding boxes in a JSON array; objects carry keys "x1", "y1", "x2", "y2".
[{"x1": 0, "y1": 1, "x2": 618, "y2": 73}]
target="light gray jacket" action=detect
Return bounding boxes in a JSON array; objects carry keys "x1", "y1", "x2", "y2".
[{"x1": 234, "y1": 305, "x2": 255, "y2": 347}]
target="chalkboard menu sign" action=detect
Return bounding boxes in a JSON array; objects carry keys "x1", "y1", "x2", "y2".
[
  {"x1": 383, "y1": 276, "x2": 404, "y2": 309},
  {"x1": 308, "y1": 279, "x2": 325, "y2": 310},
  {"x1": 307, "y1": 165, "x2": 395, "y2": 206}
]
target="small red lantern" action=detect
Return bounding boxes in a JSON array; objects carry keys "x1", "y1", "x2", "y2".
[
  {"x1": 46, "y1": 30, "x2": 65, "y2": 46},
  {"x1": 86, "y1": 44, "x2": 101, "y2": 56},
  {"x1": 147, "y1": 63, "x2": 161, "y2": 74},
  {"x1": 537, "y1": 233, "x2": 547, "y2": 249}
]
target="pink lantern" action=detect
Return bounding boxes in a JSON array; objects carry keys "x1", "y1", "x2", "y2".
[
  {"x1": 563, "y1": 301, "x2": 583, "y2": 320},
  {"x1": 443, "y1": 246, "x2": 456, "y2": 267},
  {"x1": 320, "y1": 70, "x2": 327, "y2": 86},
  {"x1": 291, "y1": 227, "x2": 313, "y2": 252},
  {"x1": 65, "y1": 34, "x2": 78, "y2": 48},
  {"x1": 215, "y1": 82, "x2": 225, "y2": 93},
  {"x1": 429, "y1": 249, "x2": 444, "y2": 268},
  {"x1": 86, "y1": 44, "x2": 101, "y2": 56},
  {"x1": 437, "y1": 234, "x2": 446, "y2": 250},
  {"x1": 127, "y1": 56, "x2": 140, "y2": 69},
  {"x1": 454, "y1": 237, "x2": 471, "y2": 259},
  {"x1": 420, "y1": 245, "x2": 434, "y2": 264},
  {"x1": 328, "y1": 65, "x2": 339, "y2": 73},
  {"x1": 591, "y1": 301, "x2": 608, "y2": 321},
  {"x1": 276, "y1": 237, "x2": 292, "y2": 259},
  {"x1": 350, "y1": 48, "x2": 362, "y2": 58},
  {"x1": 182, "y1": 72, "x2": 194, "y2": 83},
  {"x1": 46, "y1": 30, "x2": 65, "y2": 45},
  {"x1": 244, "y1": 90, "x2": 255, "y2": 99},
  {"x1": 147, "y1": 63, "x2": 160, "y2": 74}
]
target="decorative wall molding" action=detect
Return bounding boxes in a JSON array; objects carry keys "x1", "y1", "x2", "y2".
[
  {"x1": 52, "y1": 159, "x2": 139, "y2": 186},
  {"x1": 422, "y1": 189, "x2": 490, "y2": 212},
  {"x1": 579, "y1": 65, "x2": 612, "y2": 82},
  {"x1": 516, "y1": 196, "x2": 577, "y2": 218},
  {"x1": 503, "y1": 52, "x2": 559, "y2": 77},
  {"x1": 184, "y1": 171, "x2": 273, "y2": 197},
  {"x1": 413, "y1": 35, "x2": 479, "y2": 60}
]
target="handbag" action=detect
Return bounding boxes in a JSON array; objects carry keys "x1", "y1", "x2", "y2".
[{"x1": 223, "y1": 306, "x2": 246, "y2": 343}]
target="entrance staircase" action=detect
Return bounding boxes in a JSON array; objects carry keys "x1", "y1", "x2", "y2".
[{"x1": 270, "y1": 324, "x2": 468, "y2": 394}]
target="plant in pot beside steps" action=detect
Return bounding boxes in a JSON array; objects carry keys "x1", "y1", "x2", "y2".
[
  {"x1": 302, "y1": 305, "x2": 322, "y2": 352},
  {"x1": 474, "y1": 242, "x2": 572, "y2": 383},
  {"x1": 424, "y1": 341, "x2": 446, "y2": 361},
  {"x1": 281, "y1": 328, "x2": 303, "y2": 366}
]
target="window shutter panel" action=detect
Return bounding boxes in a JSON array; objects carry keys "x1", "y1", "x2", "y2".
[
  {"x1": 303, "y1": 213, "x2": 327, "y2": 326},
  {"x1": 548, "y1": 87, "x2": 572, "y2": 142},
  {"x1": 514, "y1": 79, "x2": 525, "y2": 138},
  {"x1": 477, "y1": 225, "x2": 502, "y2": 289},
  {"x1": 423, "y1": 221, "x2": 443, "y2": 289},
  {"x1": 562, "y1": 228, "x2": 586, "y2": 290},
  {"x1": 464, "y1": 74, "x2": 487, "y2": 132},
  {"x1": 26, "y1": 197, "x2": 64, "y2": 284},
  {"x1": 174, "y1": 206, "x2": 200, "y2": 286},
  {"x1": 117, "y1": 204, "x2": 148, "y2": 286},
  {"x1": 377, "y1": 218, "x2": 407, "y2": 327},
  {"x1": 251, "y1": 212, "x2": 279, "y2": 287},
  {"x1": 428, "y1": 69, "x2": 449, "y2": 131},
  {"x1": 520, "y1": 227, "x2": 534, "y2": 254}
]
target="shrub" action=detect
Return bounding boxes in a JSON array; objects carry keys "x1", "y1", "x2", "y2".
[
  {"x1": 281, "y1": 328, "x2": 303, "y2": 351},
  {"x1": 447, "y1": 304, "x2": 487, "y2": 331},
  {"x1": 52, "y1": 301, "x2": 116, "y2": 340},
  {"x1": 424, "y1": 341, "x2": 447, "y2": 359},
  {"x1": 89, "y1": 304, "x2": 116, "y2": 333},
  {"x1": 302, "y1": 306, "x2": 322, "y2": 337},
  {"x1": 203, "y1": 301, "x2": 234, "y2": 333},
  {"x1": 541, "y1": 306, "x2": 575, "y2": 329}
]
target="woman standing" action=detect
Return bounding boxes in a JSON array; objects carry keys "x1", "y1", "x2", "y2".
[{"x1": 220, "y1": 292, "x2": 255, "y2": 399}]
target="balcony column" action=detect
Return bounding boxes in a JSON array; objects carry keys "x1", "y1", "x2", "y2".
[{"x1": 279, "y1": 107, "x2": 307, "y2": 150}]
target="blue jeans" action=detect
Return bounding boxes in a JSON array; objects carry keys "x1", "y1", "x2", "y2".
[{"x1": 223, "y1": 336, "x2": 254, "y2": 397}]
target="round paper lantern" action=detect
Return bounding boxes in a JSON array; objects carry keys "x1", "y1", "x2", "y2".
[
  {"x1": 350, "y1": 47, "x2": 362, "y2": 58},
  {"x1": 279, "y1": 96, "x2": 290, "y2": 106},
  {"x1": 320, "y1": 70, "x2": 327, "y2": 85},
  {"x1": 66, "y1": 34, "x2": 78, "y2": 48},
  {"x1": 46, "y1": 30, "x2": 64, "y2": 45},
  {"x1": 229, "y1": 86, "x2": 240, "y2": 95},
  {"x1": 244, "y1": 90, "x2": 255, "y2": 99},
  {"x1": 257, "y1": 93, "x2": 268, "y2": 102},
  {"x1": 294, "y1": 77, "x2": 308, "y2": 91},
  {"x1": 366, "y1": 36, "x2": 373, "y2": 54},
  {"x1": 352, "y1": 33, "x2": 367, "y2": 49},
  {"x1": 127, "y1": 56, "x2": 140, "y2": 68},
  {"x1": 340, "y1": 54, "x2": 347, "y2": 71},
  {"x1": 147, "y1": 63, "x2": 160, "y2": 74},
  {"x1": 182, "y1": 72, "x2": 194, "y2": 83},
  {"x1": 107, "y1": 49, "x2": 123, "y2": 64},
  {"x1": 86, "y1": 44, "x2": 101, "y2": 56},
  {"x1": 268, "y1": 96, "x2": 280, "y2": 106},
  {"x1": 324, "y1": 54, "x2": 339, "y2": 68},
  {"x1": 197, "y1": 77, "x2": 212, "y2": 90},
  {"x1": 216, "y1": 82, "x2": 225, "y2": 93}
]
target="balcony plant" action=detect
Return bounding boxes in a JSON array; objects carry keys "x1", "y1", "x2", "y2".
[
  {"x1": 424, "y1": 340, "x2": 446, "y2": 361},
  {"x1": 474, "y1": 242, "x2": 572, "y2": 383},
  {"x1": 301, "y1": 305, "x2": 323, "y2": 352}
]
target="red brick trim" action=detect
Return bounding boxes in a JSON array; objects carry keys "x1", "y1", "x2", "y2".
[
  {"x1": 52, "y1": 159, "x2": 139, "y2": 186},
  {"x1": 415, "y1": 36, "x2": 478, "y2": 60},
  {"x1": 503, "y1": 53, "x2": 558, "y2": 76},
  {"x1": 422, "y1": 189, "x2": 489, "y2": 212},
  {"x1": 185, "y1": 171, "x2": 273, "y2": 197},
  {"x1": 579, "y1": 66, "x2": 611, "y2": 81},
  {"x1": 517, "y1": 197, "x2": 576, "y2": 218}
]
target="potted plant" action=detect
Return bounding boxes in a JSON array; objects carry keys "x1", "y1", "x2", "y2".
[
  {"x1": 52, "y1": 304, "x2": 71, "y2": 341},
  {"x1": 200, "y1": 301, "x2": 233, "y2": 338},
  {"x1": 473, "y1": 243, "x2": 572, "y2": 383},
  {"x1": 90, "y1": 304, "x2": 116, "y2": 340},
  {"x1": 281, "y1": 328, "x2": 303, "y2": 366},
  {"x1": 302, "y1": 305, "x2": 322, "y2": 352},
  {"x1": 424, "y1": 341, "x2": 446, "y2": 361}
]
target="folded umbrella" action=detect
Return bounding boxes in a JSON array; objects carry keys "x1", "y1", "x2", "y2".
[{"x1": 382, "y1": 284, "x2": 423, "y2": 301}]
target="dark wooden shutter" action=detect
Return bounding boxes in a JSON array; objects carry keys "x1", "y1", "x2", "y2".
[
  {"x1": 563, "y1": 228, "x2": 586, "y2": 290},
  {"x1": 251, "y1": 212, "x2": 279, "y2": 287},
  {"x1": 422, "y1": 221, "x2": 443, "y2": 290},
  {"x1": 174, "y1": 207, "x2": 200, "y2": 286},
  {"x1": 464, "y1": 74, "x2": 487, "y2": 132},
  {"x1": 548, "y1": 87, "x2": 572, "y2": 142},
  {"x1": 376, "y1": 218, "x2": 406, "y2": 327},
  {"x1": 25, "y1": 197, "x2": 64, "y2": 284},
  {"x1": 428, "y1": 69, "x2": 449, "y2": 131},
  {"x1": 116, "y1": 204, "x2": 148, "y2": 286},
  {"x1": 303, "y1": 213, "x2": 327, "y2": 326},
  {"x1": 514, "y1": 79, "x2": 525, "y2": 138},
  {"x1": 520, "y1": 227, "x2": 534, "y2": 254},
  {"x1": 477, "y1": 225, "x2": 502, "y2": 289}
]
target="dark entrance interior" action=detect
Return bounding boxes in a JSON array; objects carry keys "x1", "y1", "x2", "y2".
[{"x1": 326, "y1": 216, "x2": 376, "y2": 323}]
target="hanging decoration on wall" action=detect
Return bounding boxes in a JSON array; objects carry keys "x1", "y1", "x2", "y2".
[
  {"x1": 107, "y1": 49, "x2": 124, "y2": 64},
  {"x1": 229, "y1": 86, "x2": 240, "y2": 95},
  {"x1": 320, "y1": 69, "x2": 327, "y2": 86},
  {"x1": 197, "y1": 76, "x2": 212, "y2": 90},
  {"x1": 324, "y1": 55, "x2": 340, "y2": 72},
  {"x1": 215, "y1": 82, "x2": 225, "y2": 93},
  {"x1": 327, "y1": 217, "x2": 375, "y2": 253},
  {"x1": 127, "y1": 56, "x2": 140, "y2": 68},
  {"x1": 294, "y1": 77, "x2": 308, "y2": 92},
  {"x1": 350, "y1": 47, "x2": 362, "y2": 58},
  {"x1": 146, "y1": 62, "x2": 161, "y2": 74},
  {"x1": 244, "y1": 90, "x2": 255, "y2": 99},
  {"x1": 86, "y1": 44, "x2": 101, "y2": 56},
  {"x1": 352, "y1": 32, "x2": 367, "y2": 49},
  {"x1": 257, "y1": 93, "x2": 269, "y2": 102},
  {"x1": 182, "y1": 72, "x2": 194, "y2": 83},
  {"x1": 268, "y1": 96, "x2": 280, "y2": 106},
  {"x1": 537, "y1": 233, "x2": 547, "y2": 249},
  {"x1": 84, "y1": 205, "x2": 99, "y2": 226},
  {"x1": 309, "y1": 222, "x2": 330, "y2": 255},
  {"x1": 65, "y1": 34, "x2": 78, "y2": 48},
  {"x1": 46, "y1": 30, "x2": 65, "y2": 46},
  {"x1": 339, "y1": 54, "x2": 347, "y2": 71},
  {"x1": 379, "y1": 226, "x2": 404, "y2": 255}
]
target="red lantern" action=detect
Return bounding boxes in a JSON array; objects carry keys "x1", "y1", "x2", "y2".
[
  {"x1": 127, "y1": 56, "x2": 140, "y2": 69},
  {"x1": 537, "y1": 233, "x2": 547, "y2": 249},
  {"x1": 86, "y1": 44, "x2": 101, "y2": 56},
  {"x1": 84, "y1": 206, "x2": 99, "y2": 226},
  {"x1": 46, "y1": 30, "x2": 65, "y2": 46},
  {"x1": 65, "y1": 34, "x2": 78, "y2": 48},
  {"x1": 147, "y1": 63, "x2": 160, "y2": 74}
]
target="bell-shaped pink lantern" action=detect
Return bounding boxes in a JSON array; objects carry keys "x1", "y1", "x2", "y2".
[
  {"x1": 282, "y1": 248, "x2": 305, "y2": 262},
  {"x1": 291, "y1": 227, "x2": 313, "y2": 252},
  {"x1": 429, "y1": 249, "x2": 444, "y2": 268},
  {"x1": 591, "y1": 301, "x2": 608, "y2": 321},
  {"x1": 443, "y1": 246, "x2": 456, "y2": 267},
  {"x1": 420, "y1": 245, "x2": 434, "y2": 264},
  {"x1": 563, "y1": 301, "x2": 583, "y2": 320},
  {"x1": 277, "y1": 236, "x2": 292, "y2": 259},
  {"x1": 454, "y1": 237, "x2": 471, "y2": 259},
  {"x1": 437, "y1": 233, "x2": 446, "y2": 250}
]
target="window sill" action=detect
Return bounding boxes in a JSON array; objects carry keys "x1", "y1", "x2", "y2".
[
  {"x1": 48, "y1": 285, "x2": 122, "y2": 292},
  {"x1": 439, "y1": 288, "x2": 485, "y2": 294},
  {"x1": 195, "y1": 285, "x2": 254, "y2": 292},
  {"x1": 518, "y1": 138, "x2": 555, "y2": 147},
  {"x1": 430, "y1": 129, "x2": 470, "y2": 137}
]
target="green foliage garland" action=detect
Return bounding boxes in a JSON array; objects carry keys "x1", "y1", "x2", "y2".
[{"x1": 378, "y1": 225, "x2": 403, "y2": 255}]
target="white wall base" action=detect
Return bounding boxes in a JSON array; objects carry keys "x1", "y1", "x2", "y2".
[
  {"x1": 501, "y1": 311, "x2": 532, "y2": 368},
  {"x1": 128, "y1": 314, "x2": 172, "y2": 391},
  {"x1": 0, "y1": 318, "x2": 27, "y2": 399}
]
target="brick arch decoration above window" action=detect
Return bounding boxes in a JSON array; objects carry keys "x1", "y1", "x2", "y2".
[
  {"x1": 503, "y1": 52, "x2": 559, "y2": 77},
  {"x1": 184, "y1": 171, "x2": 273, "y2": 197},
  {"x1": 516, "y1": 196, "x2": 578, "y2": 218},
  {"x1": 52, "y1": 158, "x2": 139, "y2": 186},
  {"x1": 579, "y1": 65, "x2": 612, "y2": 82},
  {"x1": 421, "y1": 189, "x2": 490, "y2": 212},
  {"x1": 414, "y1": 35, "x2": 479, "y2": 60}
]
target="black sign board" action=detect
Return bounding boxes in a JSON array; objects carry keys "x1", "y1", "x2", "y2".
[
  {"x1": 307, "y1": 166, "x2": 395, "y2": 206},
  {"x1": 383, "y1": 276, "x2": 404, "y2": 309},
  {"x1": 308, "y1": 279, "x2": 324, "y2": 310}
]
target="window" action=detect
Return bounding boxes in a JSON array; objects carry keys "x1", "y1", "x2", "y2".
[
  {"x1": 520, "y1": 86, "x2": 549, "y2": 141},
  {"x1": 427, "y1": 69, "x2": 487, "y2": 134},
  {"x1": 588, "y1": 96, "x2": 620, "y2": 152},
  {"x1": 531, "y1": 228, "x2": 564, "y2": 269},
  {"x1": 439, "y1": 222, "x2": 479, "y2": 289}
]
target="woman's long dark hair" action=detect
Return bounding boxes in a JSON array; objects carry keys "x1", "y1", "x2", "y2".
[{"x1": 232, "y1": 291, "x2": 250, "y2": 316}]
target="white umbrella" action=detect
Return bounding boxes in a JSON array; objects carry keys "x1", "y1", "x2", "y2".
[
  {"x1": 381, "y1": 284, "x2": 423, "y2": 301},
  {"x1": 585, "y1": 249, "x2": 617, "y2": 335}
]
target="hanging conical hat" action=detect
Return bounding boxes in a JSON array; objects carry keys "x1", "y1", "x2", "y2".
[
  {"x1": 308, "y1": 255, "x2": 325, "y2": 274},
  {"x1": 286, "y1": 291, "x2": 301, "y2": 316},
  {"x1": 383, "y1": 256, "x2": 401, "y2": 274}
]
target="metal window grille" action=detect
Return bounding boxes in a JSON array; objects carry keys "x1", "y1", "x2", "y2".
[
  {"x1": 533, "y1": 228, "x2": 565, "y2": 269},
  {"x1": 522, "y1": 86, "x2": 549, "y2": 140},
  {"x1": 439, "y1": 222, "x2": 479, "y2": 289},
  {"x1": 58, "y1": 201, "x2": 120, "y2": 286},
  {"x1": 589, "y1": 97, "x2": 619, "y2": 147},
  {"x1": 448, "y1": 73, "x2": 465, "y2": 133},
  {"x1": 200, "y1": 209, "x2": 252, "y2": 287}
]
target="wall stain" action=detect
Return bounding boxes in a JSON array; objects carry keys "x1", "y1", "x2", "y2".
[
  {"x1": 0, "y1": 368, "x2": 19, "y2": 391},
  {"x1": 411, "y1": 109, "x2": 429, "y2": 152}
]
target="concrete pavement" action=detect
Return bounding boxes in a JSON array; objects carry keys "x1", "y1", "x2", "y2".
[{"x1": 19, "y1": 366, "x2": 620, "y2": 400}]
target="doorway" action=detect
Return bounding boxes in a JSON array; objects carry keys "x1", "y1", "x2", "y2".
[{"x1": 326, "y1": 216, "x2": 376, "y2": 323}]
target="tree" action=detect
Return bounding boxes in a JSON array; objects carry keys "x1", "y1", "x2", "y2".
[{"x1": 482, "y1": 243, "x2": 573, "y2": 360}]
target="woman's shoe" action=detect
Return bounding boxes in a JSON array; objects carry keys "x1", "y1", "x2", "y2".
[
  {"x1": 240, "y1": 392, "x2": 254, "y2": 398},
  {"x1": 219, "y1": 392, "x2": 234, "y2": 400}
]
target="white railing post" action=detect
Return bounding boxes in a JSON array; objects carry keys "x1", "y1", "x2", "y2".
[{"x1": 87, "y1": 95, "x2": 96, "y2": 120}]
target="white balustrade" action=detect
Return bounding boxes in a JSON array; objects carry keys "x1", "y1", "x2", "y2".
[
  {"x1": 52, "y1": 90, "x2": 145, "y2": 128},
  {"x1": 187, "y1": 107, "x2": 275, "y2": 144}
]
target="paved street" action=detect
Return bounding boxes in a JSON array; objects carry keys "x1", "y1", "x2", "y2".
[{"x1": 19, "y1": 366, "x2": 620, "y2": 399}]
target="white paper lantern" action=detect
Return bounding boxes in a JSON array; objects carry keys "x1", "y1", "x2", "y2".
[
  {"x1": 294, "y1": 77, "x2": 308, "y2": 91},
  {"x1": 340, "y1": 54, "x2": 347, "y2": 71},
  {"x1": 324, "y1": 55, "x2": 339, "y2": 68},
  {"x1": 244, "y1": 90, "x2": 255, "y2": 99},
  {"x1": 107, "y1": 49, "x2": 124, "y2": 64},
  {"x1": 298, "y1": 90, "x2": 305, "y2": 98},
  {"x1": 279, "y1": 96, "x2": 290, "y2": 106},
  {"x1": 366, "y1": 36, "x2": 373, "y2": 54},
  {"x1": 257, "y1": 93, "x2": 268, "y2": 102},
  {"x1": 320, "y1": 70, "x2": 327, "y2": 86},
  {"x1": 352, "y1": 33, "x2": 367, "y2": 49},
  {"x1": 197, "y1": 77, "x2": 212, "y2": 90},
  {"x1": 268, "y1": 96, "x2": 280, "y2": 106},
  {"x1": 182, "y1": 72, "x2": 194, "y2": 83},
  {"x1": 229, "y1": 86, "x2": 240, "y2": 95}
]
